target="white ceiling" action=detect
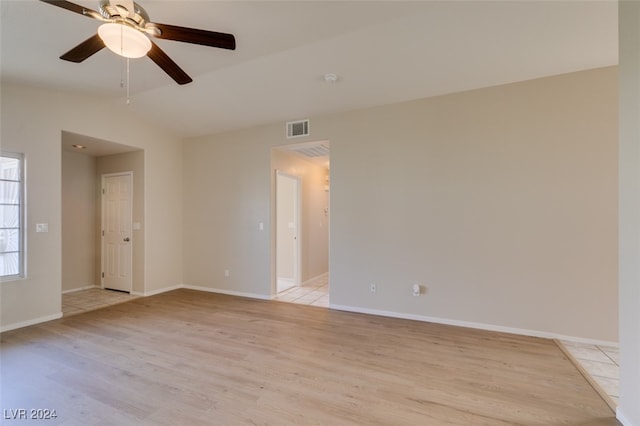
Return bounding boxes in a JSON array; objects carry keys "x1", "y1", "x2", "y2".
[{"x1": 1, "y1": 1, "x2": 618, "y2": 139}]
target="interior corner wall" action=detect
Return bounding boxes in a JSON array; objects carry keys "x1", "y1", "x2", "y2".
[
  {"x1": 272, "y1": 149, "x2": 329, "y2": 283},
  {"x1": 182, "y1": 126, "x2": 276, "y2": 296},
  {"x1": 96, "y1": 150, "x2": 145, "y2": 295},
  {"x1": 183, "y1": 66, "x2": 617, "y2": 342},
  {"x1": 61, "y1": 150, "x2": 97, "y2": 293},
  {"x1": 617, "y1": 1, "x2": 640, "y2": 424},
  {"x1": 0, "y1": 83, "x2": 183, "y2": 330}
]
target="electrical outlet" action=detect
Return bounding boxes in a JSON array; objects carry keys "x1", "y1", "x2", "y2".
[
  {"x1": 224, "y1": 269, "x2": 230, "y2": 277},
  {"x1": 412, "y1": 284, "x2": 421, "y2": 296},
  {"x1": 370, "y1": 283, "x2": 376, "y2": 293}
]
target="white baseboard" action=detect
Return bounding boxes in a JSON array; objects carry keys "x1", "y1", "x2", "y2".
[
  {"x1": 62, "y1": 285, "x2": 99, "y2": 294},
  {"x1": 134, "y1": 284, "x2": 270, "y2": 300},
  {"x1": 1, "y1": 313, "x2": 63, "y2": 333},
  {"x1": 555, "y1": 334, "x2": 619, "y2": 348},
  {"x1": 131, "y1": 284, "x2": 183, "y2": 297},
  {"x1": 183, "y1": 284, "x2": 271, "y2": 300},
  {"x1": 617, "y1": 407, "x2": 636, "y2": 426},
  {"x1": 328, "y1": 304, "x2": 618, "y2": 347}
]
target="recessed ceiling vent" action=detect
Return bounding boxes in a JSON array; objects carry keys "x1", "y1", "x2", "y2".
[
  {"x1": 290, "y1": 143, "x2": 329, "y2": 158},
  {"x1": 286, "y1": 119, "x2": 310, "y2": 139}
]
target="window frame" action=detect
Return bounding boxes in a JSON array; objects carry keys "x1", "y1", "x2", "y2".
[{"x1": 0, "y1": 151, "x2": 26, "y2": 280}]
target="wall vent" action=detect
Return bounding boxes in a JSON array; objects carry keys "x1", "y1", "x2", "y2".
[
  {"x1": 286, "y1": 120, "x2": 310, "y2": 138},
  {"x1": 290, "y1": 144, "x2": 329, "y2": 158}
]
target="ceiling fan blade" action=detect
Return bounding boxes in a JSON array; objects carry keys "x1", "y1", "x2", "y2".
[
  {"x1": 146, "y1": 23, "x2": 236, "y2": 50},
  {"x1": 39, "y1": 0, "x2": 104, "y2": 20},
  {"x1": 147, "y1": 41, "x2": 193, "y2": 85},
  {"x1": 60, "y1": 34, "x2": 105, "y2": 63}
]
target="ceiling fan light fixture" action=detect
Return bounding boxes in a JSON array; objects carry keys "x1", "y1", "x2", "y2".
[{"x1": 98, "y1": 23, "x2": 151, "y2": 58}]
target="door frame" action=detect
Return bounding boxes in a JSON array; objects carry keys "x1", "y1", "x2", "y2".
[
  {"x1": 100, "y1": 171, "x2": 133, "y2": 293},
  {"x1": 275, "y1": 170, "x2": 301, "y2": 292}
]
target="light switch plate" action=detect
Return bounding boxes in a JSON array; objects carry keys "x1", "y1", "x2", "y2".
[
  {"x1": 36, "y1": 223, "x2": 48, "y2": 233},
  {"x1": 133, "y1": 222, "x2": 141, "y2": 230}
]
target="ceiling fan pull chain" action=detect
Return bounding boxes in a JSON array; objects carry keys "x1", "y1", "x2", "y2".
[
  {"x1": 119, "y1": 25, "x2": 125, "y2": 90},
  {"x1": 119, "y1": 23, "x2": 132, "y2": 105},
  {"x1": 120, "y1": 56, "x2": 125, "y2": 89},
  {"x1": 126, "y1": 57, "x2": 131, "y2": 105}
]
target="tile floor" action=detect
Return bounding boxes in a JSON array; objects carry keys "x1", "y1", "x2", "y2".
[
  {"x1": 62, "y1": 287, "x2": 139, "y2": 316},
  {"x1": 275, "y1": 274, "x2": 329, "y2": 307},
  {"x1": 560, "y1": 340, "x2": 619, "y2": 407}
]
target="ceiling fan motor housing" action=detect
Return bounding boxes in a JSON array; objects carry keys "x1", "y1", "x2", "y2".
[{"x1": 98, "y1": 0, "x2": 149, "y2": 28}]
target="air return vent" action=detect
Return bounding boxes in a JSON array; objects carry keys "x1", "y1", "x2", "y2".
[
  {"x1": 286, "y1": 120, "x2": 310, "y2": 138},
  {"x1": 290, "y1": 143, "x2": 329, "y2": 158}
]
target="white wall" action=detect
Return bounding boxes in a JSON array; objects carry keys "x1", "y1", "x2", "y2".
[
  {"x1": 61, "y1": 150, "x2": 97, "y2": 292},
  {"x1": 617, "y1": 2, "x2": 640, "y2": 424},
  {"x1": 183, "y1": 67, "x2": 617, "y2": 342},
  {"x1": 0, "y1": 83, "x2": 183, "y2": 330}
]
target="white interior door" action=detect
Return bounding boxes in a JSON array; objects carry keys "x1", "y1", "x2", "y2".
[
  {"x1": 102, "y1": 173, "x2": 133, "y2": 292},
  {"x1": 276, "y1": 171, "x2": 300, "y2": 293}
]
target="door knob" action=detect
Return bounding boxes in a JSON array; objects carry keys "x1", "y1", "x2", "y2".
[{"x1": 123, "y1": 237, "x2": 130, "y2": 242}]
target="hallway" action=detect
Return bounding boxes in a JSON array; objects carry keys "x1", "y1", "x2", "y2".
[{"x1": 275, "y1": 274, "x2": 328, "y2": 307}]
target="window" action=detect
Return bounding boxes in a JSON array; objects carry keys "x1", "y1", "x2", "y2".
[{"x1": 0, "y1": 152, "x2": 24, "y2": 278}]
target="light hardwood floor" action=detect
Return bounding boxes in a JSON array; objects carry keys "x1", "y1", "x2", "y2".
[{"x1": 1, "y1": 290, "x2": 618, "y2": 425}]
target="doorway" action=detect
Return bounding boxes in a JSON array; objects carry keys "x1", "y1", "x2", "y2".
[
  {"x1": 276, "y1": 171, "x2": 301, "y2": 293},
  {"x1": 271, "y1": 141, "x2": 330, "y2": 306}
]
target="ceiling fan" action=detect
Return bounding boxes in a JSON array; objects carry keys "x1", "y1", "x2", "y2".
[{"x1": 40, "y1": 0, "x2": 236, "y2": 85}]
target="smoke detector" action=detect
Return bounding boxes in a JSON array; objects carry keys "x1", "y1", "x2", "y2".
[{"x1": 324, "y1": 73, "x2": 338, "y2": 83}]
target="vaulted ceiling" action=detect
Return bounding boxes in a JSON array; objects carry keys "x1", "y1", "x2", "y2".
[{"x1": 1, "y1": 1, "x2": 618, "y2": 139}]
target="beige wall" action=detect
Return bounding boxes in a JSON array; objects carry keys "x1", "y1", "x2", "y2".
[
  {"x1": 182, "y1": 127, "x2": 272, "y2": 296},
  {"x1": 0, "y1": 83, "x2": 183, "y2": 330},
  {"x1": 1, "y1": 68, "x2": 618, "y2": 344},
  {"x1": 272, "y1": 149, "x2": 330, "y2": 284},
  {"x1": 327, "y1": 67, "x2": 618, "y2": 342},
  {"x1": 96, "y1": 150, "x2": 145, "y2": 294},
  {"x1": 618, "y1": 2, "x2": 640, "y2": 424},
  {"x1": 61, "y1": 150, "x2": 97, "y2": 292},
  {"x1": 183, "y1": 67, "x2": 617, "y2": 341}
]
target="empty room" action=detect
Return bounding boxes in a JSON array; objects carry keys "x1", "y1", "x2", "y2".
[{"x1": 1, "y1": 1, "x2": 639, "y2": 425}]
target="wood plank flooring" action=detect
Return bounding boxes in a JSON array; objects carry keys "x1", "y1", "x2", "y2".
[{"x1": 1, "y1": 289, "x2": 619, "y2": 425}]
